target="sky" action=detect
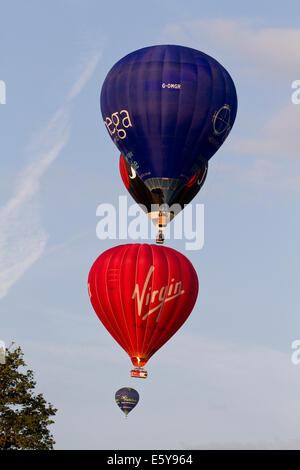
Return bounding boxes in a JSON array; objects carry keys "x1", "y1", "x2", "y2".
[{"x1": 0, "y1": 0, "x2": 300, "y2": 450}]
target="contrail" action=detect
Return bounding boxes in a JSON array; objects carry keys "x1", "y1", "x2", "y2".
[{"x1": 0, "y1": 52, "x2": 101, "y2": 300}]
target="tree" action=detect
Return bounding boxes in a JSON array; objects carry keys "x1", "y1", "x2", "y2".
[{"x1": 0, "y1": 343, "x2": 57, "y2": 450}]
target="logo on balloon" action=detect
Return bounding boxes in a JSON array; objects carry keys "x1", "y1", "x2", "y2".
[
  {"x1": 213, "y1": 104, "x2": 231, "y2": 136},
  {"x1": 104, "y1": 109, "x2": 133, "y2": 140},
  {"x1": 161, "y1": 82, "x2": 181, "y2": 89},
  {"x1": 132, "y1": 265, "x2": 185, "y2": 322},
  {"x1": 128, "y1": 167, "x2": 136, "y2": 179}
]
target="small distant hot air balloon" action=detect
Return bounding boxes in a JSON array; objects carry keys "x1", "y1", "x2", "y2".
[
  {"x1": 115, "y1": 387, "x2": 139, "y2": 417},
  {"x1": 119, "y1": 154, "x2": 208, "y2": 243},
  {"x1": 101, "y1": 45, "x2": 237, "y2": 231},
  {"x1": 88, "y1": 244, "x2": 199, "y2": 378}
]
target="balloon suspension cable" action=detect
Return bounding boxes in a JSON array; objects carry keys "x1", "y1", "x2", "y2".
[{"x1": 156, "y1": 210, "x2": 168, "y2": 244}]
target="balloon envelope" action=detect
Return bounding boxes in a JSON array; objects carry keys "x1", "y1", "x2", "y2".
[
  {"x1": 88, "y1": 244, "x2": 199, "y2": 367},
  {"x1": 115, "y1": 387, "x2": 139, "y2": 416},
  {"x1": 101, "y1": 44, "x2": 237, "y2": 204}
]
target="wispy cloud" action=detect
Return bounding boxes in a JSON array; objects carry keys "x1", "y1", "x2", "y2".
[
  {"x1": 67, "y1": 50, "x2": 102, "y2": 101},
  {"x1": 231, "y1": 104, "x2": 300, "y2": 157},
  {"x1": 227, "y1": 102, "x2": 300, "y2": 190},
  {"x1": 161, "y1": 18, "x2": 300, "y2": 190},
  {"x1": 0, "y1": 52, "x2": 101, "y2": 300},
  {"x1": 162, "y1": 19, "x2": 300, "y2": 80},
  {"x1": 0, "y1": 110, "x2": 70, "y2": 300}
]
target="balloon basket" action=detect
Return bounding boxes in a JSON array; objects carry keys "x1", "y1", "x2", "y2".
[
  {"x1": 130, "y1": 368, "x2": 148, "y2": 379},
  {"x1": 156, "y1": 230, "x2": 164, "y2": 244}
]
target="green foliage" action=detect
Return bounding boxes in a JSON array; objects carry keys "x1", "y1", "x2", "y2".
[{"x1": 0, "y1": 344, "x2": 57, "y2": 450}]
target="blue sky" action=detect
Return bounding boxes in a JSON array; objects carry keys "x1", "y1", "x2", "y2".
[{"x1": 0, "y1": 0, "x2": 300, "y2": 449}]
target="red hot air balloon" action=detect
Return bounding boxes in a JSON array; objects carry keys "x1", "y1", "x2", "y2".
[{"x1": 88, "y1": 244, "x2": 198, "y2": 377}]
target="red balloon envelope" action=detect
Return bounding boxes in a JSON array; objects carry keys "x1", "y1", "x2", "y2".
[{"x1": 88, "y1": 244, "x2": 198, "y2": 368}]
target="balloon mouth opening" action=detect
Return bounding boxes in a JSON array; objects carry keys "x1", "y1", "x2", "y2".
[
  {"x1": 144, "y1": 177, "x2": 184, "y2": 205},
  {"x1": 131, "y1": 356, "x2": 148, "y2": 368}
]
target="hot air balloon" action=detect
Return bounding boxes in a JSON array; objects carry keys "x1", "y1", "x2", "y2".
[
  {"x1": 119, "y1": 154, "x2": 208, "y2": 243},
  {"x1": 88, "y1": 244, "x2": 198, "y2": 377},
  {"x1": 115, "y1": 387, "x2": 139, "y2": 417},
  {"x1": 101, "y1": 44, "x2": 237, "y2": 234}
]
